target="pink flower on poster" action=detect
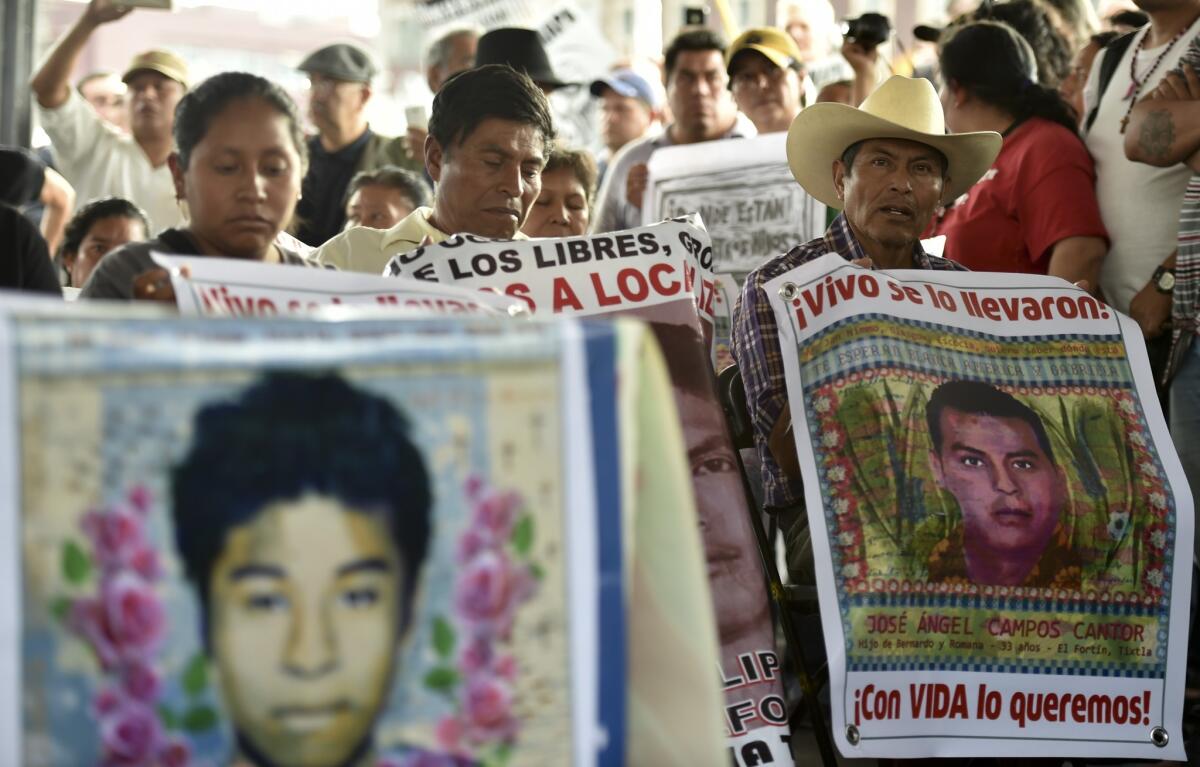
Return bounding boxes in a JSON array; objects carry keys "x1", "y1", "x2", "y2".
[
  {"x1": 97, "y1": 696, "x2": 161, "y2": 766},
  {"x1": 58, "y1": 487, "x2": 214, "y2": 767},
  {"x1": 101, "y1": 571, "x2": 167, "y2": 658},
  {"x1": 460, "y1": 673, "x2": 519, "y2": 745}
]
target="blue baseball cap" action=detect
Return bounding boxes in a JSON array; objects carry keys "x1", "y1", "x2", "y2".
[{"x1": 589, "y1": 68, "x2": 662, "y2": 109}]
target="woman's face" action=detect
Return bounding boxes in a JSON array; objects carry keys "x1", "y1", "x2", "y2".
[
  {"x1": 173, "y1": 98, "x2": 302, "y2": 260},
  {"x1": 520, "y1": 166, "x2": 589, "y2": 238},
  {"x1": 66, "y1": 214, "x2": 146, "y2": 287}
]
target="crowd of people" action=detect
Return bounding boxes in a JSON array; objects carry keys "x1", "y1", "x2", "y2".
[{"x1": 2, "y1": 0, "x2": 1200, "y2": 733}]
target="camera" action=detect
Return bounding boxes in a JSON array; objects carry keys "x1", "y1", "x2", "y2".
[
  {"x1": 841, "y1": 12, "x2": 892, "y2": 50},
  {"x1": 684, "y1": 6, "x2": 709, "y2": 26}
]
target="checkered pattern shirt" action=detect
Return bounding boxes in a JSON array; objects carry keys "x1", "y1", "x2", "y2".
[
  {"x1": 731, "y1": 212, "x2": 967, "y2": 509},
  {"x1": 1167, "y1": 35, "x2": 1200, "y2": 381}
]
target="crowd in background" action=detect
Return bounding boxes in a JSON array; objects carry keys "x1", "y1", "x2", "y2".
[{"x1": 3, "y1": 0, "x2": 1200, "y2": 705}]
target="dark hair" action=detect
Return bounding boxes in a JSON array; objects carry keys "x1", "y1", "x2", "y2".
[
  {"x1": 173, "y1": 71, "x2": 308, "y2": 172},
  {"x1": 57, "y1": 197, "x2": 150, "y2": 284},
  {"x1": 1108, "y1": 9, "x2": 1149, "y2": 29},
  {"x1": 544, "y1": 146, "x2": 599, "y2": 207},
  {"x1": 1038, "y1": 0, "x2": 1099, "y2": 47},
  {"x1": 840, "y1": 140, "x2": 949, "y2": 178},
  {"x1": 1090, "y1": 30, "x2": 1120, "y2": 48},
  {"x1": 940, "y1": 21, "x2": 1080, "y2": 132},
  {"x1": 961, "y1": 0, "x2": 1072, "y2": 87},
  {"x1": 429, "y1": 64, "x2": 555, "y2": 153},
  {"x1": 664, "y1": 27, "x2": 727, "y2": 80},
  {"x1": 344, "y1": 165, "x2": 432, "y2": 209},
  {"x1": 172, "y1": 371, "x2": 433, "y2": 646},
  {"x1": 925, "y1": 380, "x2": 1057, "y2": 463}
]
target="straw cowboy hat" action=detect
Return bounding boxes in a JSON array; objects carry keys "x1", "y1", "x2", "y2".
[{"x1": 786, "y1": 75, "x2": 1001, "y2": 209}]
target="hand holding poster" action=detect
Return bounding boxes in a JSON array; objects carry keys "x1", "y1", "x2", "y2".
[
  {"x1": 765, "y1": 255, "x2": 1192, "y2": 760},
  {"x1": 386, "y1": 219, "x2": 795, "y2": 766},
  {"x1": 644, "y1": 133, "x2": 826, "y2": 276},
  {"x1": 152, "y1": 254, "x2": 525, "y2": 317}
]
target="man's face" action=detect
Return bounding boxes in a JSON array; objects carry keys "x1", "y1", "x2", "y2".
[
  {"x1": 930, "y1": 408, "x2": 1065, "y2": 562},
  {"x1": 308, "y1": 74, "x2": 369, "y2": 137},
  {"x1": 345, "y1": 184, "x2": 416, "y2": 231},
  {"x1": 521, "y1": 166, "x2": 589, "y2": 238},
  {"x1": 677, "y1": 388, "x2": 769, "y2": 642},
  {"x1": 427, "y1": 117, "x2": 546, "y2": 239},
  {"x1": 208, "y1": 494, "x2": 404, "y2": 767},
  {"x1": 599, "y1": 89, "x2": 654, "y2": 153},
  {"x1": 729, "y1": 51, "x2": 802, "y2": 133},
  {"x1": 833, "y1": 138, "x2": 946, "y2": 253},
  {"x1": 667, "y1": 49, "x2": 736, "y2": 142},
  {"x1": 81, "y1": 75, "x2": 128, "y2": 132},
  {"x1": 126, "y1": 71, "x2": 184, "y2": 142},
  {"x1": 429, "y1": 33, "x2": 477, "y2": 93}
]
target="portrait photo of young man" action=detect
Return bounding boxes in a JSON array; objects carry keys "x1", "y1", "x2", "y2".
[
  {"x1": 923, "y1": 380, "x2": 1081, "y2": 589},
  {"x1": 171, "y1": 371, "x2": 434, "y2": 767}
]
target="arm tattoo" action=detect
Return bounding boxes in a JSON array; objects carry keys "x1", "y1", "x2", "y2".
[{"x1": 1137, "y1": 109, "x2": 1177, "y2": 163}]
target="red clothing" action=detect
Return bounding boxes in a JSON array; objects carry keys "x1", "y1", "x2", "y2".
[{"x1": 930, "y1": 117, "x2": 1108, "y2": 274}]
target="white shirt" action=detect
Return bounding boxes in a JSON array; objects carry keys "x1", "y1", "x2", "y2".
[
  {"x1": 37, "y1": 89, "x2": 183, "y2": 234},
  {"x1": 1084, "y1": 18, "x2": 1200, "y2": 313}
]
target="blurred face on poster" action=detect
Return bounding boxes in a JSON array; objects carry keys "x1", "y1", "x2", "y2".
[
  {"x1": 929, "y1": 404, "x2": 1066, "y2": 585},
  {"x1": 207, "y1": 494, "x2": 405, "y2": 767},
  {"x1": 678, "y1": 389, "x2": 770, "y2": 641}
]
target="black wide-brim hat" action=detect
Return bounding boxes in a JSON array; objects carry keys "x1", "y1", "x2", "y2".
[{"x1": 475, "y1": 28, "x2": 571, "y2": 90}]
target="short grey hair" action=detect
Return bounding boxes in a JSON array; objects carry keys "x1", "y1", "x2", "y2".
[{"x1": 425, "y1": 27, "x2": 480, "y2": 70}]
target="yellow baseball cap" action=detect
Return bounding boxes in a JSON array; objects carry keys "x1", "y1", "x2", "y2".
[
  {"x1": 726, "y1": 27, "x2": 804, "y2": 73},
  {"x1": 122, "y1": 49, "x2": 189, "y2": 88}
]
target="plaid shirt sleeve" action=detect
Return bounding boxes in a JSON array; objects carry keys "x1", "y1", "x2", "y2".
[{"x1": 731, "y1": 246, "x2": 815, "y2": 509}]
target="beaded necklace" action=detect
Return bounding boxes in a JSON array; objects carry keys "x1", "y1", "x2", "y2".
[{"x1": 1120, "y1": 20, "x2": 1197, "y2": 133}]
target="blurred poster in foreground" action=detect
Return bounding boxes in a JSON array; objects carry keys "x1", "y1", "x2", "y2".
[
  {"x1": 0, "y1": 303, "x2": 723, "y2": 766},
  {"x1": 644, "y1": 133, "x2": 826, "y2": 277},
  {"x1": 765, "y1": 255, "x2": 1192, "y2": 761},
  {"x1": 386, "y1": 218, "x2": 796, "y2": 765}
]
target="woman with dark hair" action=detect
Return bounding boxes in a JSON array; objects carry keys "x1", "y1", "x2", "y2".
[
  {"x1": 57, "y1": 197, "x2": 148, "y2": 288},
  {"x1": 80, "y1": 71, "x2": 320, "y2": 300},
  {"x1": 521, "y1": 146, "x2": 597, "y2": 238},
  {"x1": 930, "y1": 21, "x2": 1108, "y2": 287}
]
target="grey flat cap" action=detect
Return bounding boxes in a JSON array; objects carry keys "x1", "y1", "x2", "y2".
[{"x1": 298, "y1": 43, "x2": 377, "y2": 83}]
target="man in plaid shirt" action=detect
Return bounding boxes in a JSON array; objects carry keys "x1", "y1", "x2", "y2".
[
  {"x1": 1125, "y1": 33, "x2": 1200, "y2": 568},
  {"x1": 732, "y1": 76, "x2": 1002, "y2": 513}
]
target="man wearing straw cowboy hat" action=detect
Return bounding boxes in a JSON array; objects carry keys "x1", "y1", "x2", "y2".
[{"x1": 731, "y1": 75, "x2": 1002, "y2": 521}]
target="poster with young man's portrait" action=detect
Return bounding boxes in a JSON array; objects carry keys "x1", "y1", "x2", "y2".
[
  {"x1": 765, "y1": 255, "x2": 1192, "y2": 762},
  {"x1": 3, "y1": 310, "x2": 622, "y2": 767},
  {"x1": 385, "y1": 219, "x2": 794, "y2": 766}
]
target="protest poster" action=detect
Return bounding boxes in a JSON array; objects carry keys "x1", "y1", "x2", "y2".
[
  {"x1": 0, "y1": 301, "x2": 725, "y2": 766},
  {"x1": 764, "y1": 254, "x2": 1193, "y2": 760},
  {"x1": 644, "y1": 133, "x2": 826, "y2": 276},
  {"x1": 386, "y1": 219, "x2": 795, "y2": 766},
  {"x1": 152, "y1": 254, "x2": 525, "y2": 318}
]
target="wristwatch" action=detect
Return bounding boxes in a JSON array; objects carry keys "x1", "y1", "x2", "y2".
[{"x1": 1153, "y1": 266, "x2": 1176, "y2": 294}]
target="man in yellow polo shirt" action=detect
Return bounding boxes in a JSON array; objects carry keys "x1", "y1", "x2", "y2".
[{"x1": 315, "y1": 64, "x2": 556, "y2": 274}]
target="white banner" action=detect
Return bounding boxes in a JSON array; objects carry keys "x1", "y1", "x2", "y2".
[
  {"x1": 383, "y1": 217, "x2": 718, "y2": 322},
  {"x1": 765, "y1": 254, "x2": 1192, "y2": 760},
  {"x1": 152, "y1": 253, "x2": 525, "y2": 317},
  {"x1": 645, "y1": 133, "x2": 827, "y2": 276}
]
